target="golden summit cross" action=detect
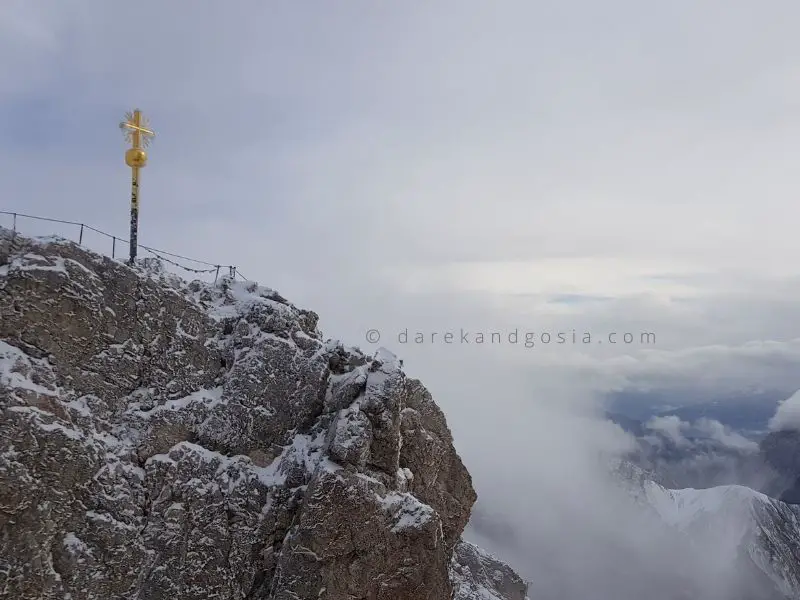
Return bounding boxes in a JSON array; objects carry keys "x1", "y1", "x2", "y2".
[{"x1": 119, "y1": 109, "x2": 155, "y2": 265}]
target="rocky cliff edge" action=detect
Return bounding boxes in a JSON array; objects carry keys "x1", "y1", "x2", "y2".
[{"x1": 0, "y1": 229, "x2": 528, "y2": 600}]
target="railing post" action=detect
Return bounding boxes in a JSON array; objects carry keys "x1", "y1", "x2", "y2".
[
  {"x1": 112, "y1": 236, "x2": 116, "y2": 258},
  {"x1": 214, "y1": 265, "x2": 220, "y2": 284},
  {"x1": 78, "y1": 224, "x2": 84, "y2": 245},
  {"x1": 12, "y1": 213, "x2": 17, "y2": 234}
]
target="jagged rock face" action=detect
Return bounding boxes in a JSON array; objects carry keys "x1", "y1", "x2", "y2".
[
  {"x1": 450, "y1": 541, "x2": 528, "y2": 600},
  {"x1": 0, "y1": 230, "x2": 508, "y2": 600}
]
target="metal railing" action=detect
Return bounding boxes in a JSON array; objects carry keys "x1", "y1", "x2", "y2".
[{"x1": 1, "y1": 210, "x2": 251, "y2": 283}]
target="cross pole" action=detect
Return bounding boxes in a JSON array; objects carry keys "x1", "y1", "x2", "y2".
[{"x1": 120, "y1": 109, "x2": 155, "y2": 265}]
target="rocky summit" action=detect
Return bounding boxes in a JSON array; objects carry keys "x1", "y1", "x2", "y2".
[{"x1": 0, "y1": 229, "x2": 528, "y2": 600}]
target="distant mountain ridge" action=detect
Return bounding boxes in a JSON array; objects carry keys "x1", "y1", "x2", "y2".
[{"x1": 761, "y1": 429, "x2": 800, "y2": 505}]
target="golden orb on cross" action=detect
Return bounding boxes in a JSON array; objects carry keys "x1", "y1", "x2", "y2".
[{"x1": 125, "y1": 147, "x2": 148, "y2": 168}]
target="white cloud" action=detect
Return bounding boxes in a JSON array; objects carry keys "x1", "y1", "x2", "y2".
[
  {"x1": 768, "y1": 390, "x2": 800, "y2": 432},
  {"x1": 645, "y1": 415, "x2": 689, "y2": 447},
  {"x1": 694, "y1": 418, "x2": 759, "y2": 451}
]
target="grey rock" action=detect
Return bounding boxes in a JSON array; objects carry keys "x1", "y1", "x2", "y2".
[
  {"x1": 0, "y1": 229, "x2": 525, "y2": 600},
  {"x1": 451, "y1": 541, "x2": 529, "y2": 600}
]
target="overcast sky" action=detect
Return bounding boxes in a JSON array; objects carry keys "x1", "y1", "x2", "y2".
[{"x1": 4, "y1": 1, "x2": 800, "y2": 589}]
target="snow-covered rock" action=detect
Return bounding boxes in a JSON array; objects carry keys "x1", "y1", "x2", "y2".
[
  {"x1": 450, "y1": 541, "x2": 529, "y2": 600},
  {"x1": 0, "y1": 229, "x2": 520, "y2": 600}
]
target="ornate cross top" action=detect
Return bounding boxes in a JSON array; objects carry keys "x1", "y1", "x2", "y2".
[{"x1": 120, "y1": 109, "x2": 155, "y2": 149}]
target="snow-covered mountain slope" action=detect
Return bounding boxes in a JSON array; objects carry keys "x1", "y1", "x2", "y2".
[
  {"x1": 617, "y1": 461, "x2": 800, "y2": 598},
  {"x1": 0, "y1": 229, "x2": 525, "y2": 600},
  {"x1": 646, "y1": 484, "x2": 800, "y2": 598}
]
